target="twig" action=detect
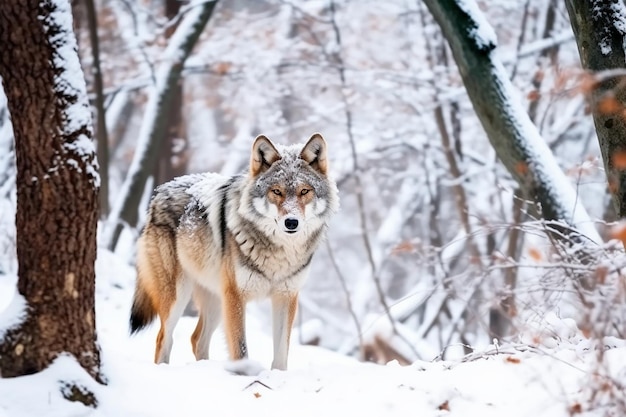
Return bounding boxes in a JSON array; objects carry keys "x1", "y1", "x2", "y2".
[
  {"x1": 242, "y1": 380, "x2": 273, "y2": 391},
  {"x1": 325, "y1": 239, "x2": 364, "y2": 352},
  {"x1": 510, "y1": 0, "x2": 531, "y2": 81},
  {"x1": 327, "y1": 0, "x2": 417, "y2": 358}
]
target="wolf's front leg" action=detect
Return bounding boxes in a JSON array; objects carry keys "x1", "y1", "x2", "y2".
[
  {"x1": 222, "y1": 269, "x2": 248, "y2": 361},
  {"x1": 271, "y1": 292, "x2": 298, "y2": 370}
]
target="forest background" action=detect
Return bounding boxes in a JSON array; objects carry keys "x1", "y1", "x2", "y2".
[{"x1": 0, "y1": 0, "x2": 625, "y2": 382}]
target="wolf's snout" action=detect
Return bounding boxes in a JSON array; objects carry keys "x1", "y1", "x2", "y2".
[{"x1": 284, "y1": 217, "x2": 299, "y2": 232}]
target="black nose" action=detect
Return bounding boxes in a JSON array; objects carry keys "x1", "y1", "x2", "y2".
[{"x1": 284, "y1": 218, "x2": 299, "y2": 230}]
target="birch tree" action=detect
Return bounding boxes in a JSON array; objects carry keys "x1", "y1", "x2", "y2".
[{"x1": 0, "y1": 0, "x2": 102, "y2": 394}]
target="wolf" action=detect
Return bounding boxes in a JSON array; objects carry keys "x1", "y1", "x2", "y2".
[{"x1": 129, "y1": 133, "x2": 339, "y2": 370}]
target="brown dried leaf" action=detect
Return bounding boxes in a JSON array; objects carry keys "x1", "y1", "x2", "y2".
[
  {"x1": 528, "y1": 247, "x2": 542, "y2": 262},
  {"x1": 610, "y1": 221, "x2": 626, "y2": 246},
  {"x1": 612, "y1": 150, "x2": 626, "y2": 170},
  {"x1": 580, "y1": 324, "x2": 592, "y2": 339},
  {"x1": 438, "y1": 400, "x2": 450, "y2": 411},
  {"x1": 214, "y1": 62, "x2": 232, "y2": 75},
  {"x1": 569, "y1": 403, "x2": 582, "y2": 414},
  {"x1": 515, "y1": 162, "x2": 529, "y2": 175},
  {"x1": 527, "y1": 90, "x2": 541, "y2": 101},
  {"x1": 597, "y1": 95, "x2": 622, "y2": 115},
  {"x1": 392, "y1": 241, "x2": 416, "y2": 255},
  {"x1": 595, "y1": 265, "x2": 609, "y2": 285}
]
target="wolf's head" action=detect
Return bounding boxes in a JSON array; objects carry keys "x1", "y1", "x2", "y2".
[{"x1": 244, "y1": 133, "x2": 338, "y2": 238}]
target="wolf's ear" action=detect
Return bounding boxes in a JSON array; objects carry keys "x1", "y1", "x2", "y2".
[
  {"x1": 250, "y1": 135, "x2": 281, "y2": 177},
  {"x1": 300, "y1": 133, "x2": 328, "y2": 175}
]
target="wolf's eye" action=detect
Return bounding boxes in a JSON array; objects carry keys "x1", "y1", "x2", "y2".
[
  {"x1": 300, "y1": 189, "x2": 310, "y2": 196},
  {"x1": 272, "y1": 189, "x2": 282, "y2": 196}
]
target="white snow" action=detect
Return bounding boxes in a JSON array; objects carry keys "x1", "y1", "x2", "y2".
[
  {"x1": 0, "y1": 249, "x2": 624, "y2": 416},
  {"x1": 0, "y1": 288, "x2": 26, "y2": 342},
  {"x1": 516, "y1": 30, "x2": 574, "y2": 59},
  {"x1": 592, "y1": 0, "x2": 626, "y2": 55},
  {"x1": 456, "y1": 0, "x2": 497, "y2": 50},
  {"x1": 40, "y1": 0, "x2": 100, "y2": 187},
  {"x1": 1, "y1": 1, "x2": 624, "y2": 415}
]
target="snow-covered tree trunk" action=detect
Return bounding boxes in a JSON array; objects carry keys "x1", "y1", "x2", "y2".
[
  {"x1": 423, "y1": 0, "x2": 601, "y2": 244},
  {"x1": 0, "y1": 0, "x2": 102, "y2": 388},
  {"x1": 566, "y1": 0, "x2": 626, "y2": 219},
  {"x1": 104, "y1": 0, "x2": 219, "y2": 250}
]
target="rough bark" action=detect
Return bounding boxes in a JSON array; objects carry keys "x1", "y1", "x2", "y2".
[
  {"x1": 106, "y1": 0, "x2": 218, "y2": 250},
  {"x1": 423, "y1": 0, "x2": 600, "y2": 244},
  {"x1": 0, "y1": 0, "x2": 102, "y2": 384},
  {"x1": 566, "y1": 0, "x2": 626, "y2": 218}
]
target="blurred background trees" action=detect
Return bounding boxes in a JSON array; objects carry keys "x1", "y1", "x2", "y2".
[{"x1": 1, "y1": 0, "x2": 624, "y2": 365}]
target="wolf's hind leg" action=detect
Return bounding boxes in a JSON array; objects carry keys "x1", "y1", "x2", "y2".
[
  {"x1": 191, "y1": 285, "x2": 222, "y2": 360},
  {"x1": 271, "y1": 292, "x2": 299, "y2": 370},
  {"x1": 154, "y1": 278, "x2": 193, "y2": 363}
]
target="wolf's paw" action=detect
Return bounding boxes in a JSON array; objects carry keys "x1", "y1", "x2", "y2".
[{"x1": 224, "y1": 359, "x2": 265, "y2": 376}]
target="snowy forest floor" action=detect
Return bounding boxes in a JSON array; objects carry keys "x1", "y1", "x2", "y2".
[{"x1": 1, "y1": 249, "x2": 625, "y2": 417}]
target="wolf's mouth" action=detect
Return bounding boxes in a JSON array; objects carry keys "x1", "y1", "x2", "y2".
[{"x1": 286, "y1": 231, "x2": 297, "y2": 234}]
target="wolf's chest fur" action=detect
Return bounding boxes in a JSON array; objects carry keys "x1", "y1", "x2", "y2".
[
  {"x1": 228, "y1": 220, "x2": 318, "y2": 295},
  {"x1": 173, "y1": 173, "x2": 322, "y2": 299}
]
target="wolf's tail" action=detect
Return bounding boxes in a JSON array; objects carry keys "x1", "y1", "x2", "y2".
[{"x1": 129, "y1": 280, "x2": 157, "y2": 334}]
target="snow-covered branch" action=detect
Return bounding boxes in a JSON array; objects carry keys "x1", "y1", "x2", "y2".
[
  {"x1": 424, "y1": 0, "x2": 601, "y2": 245},
  {"x1": 103, "y1": 0, "x2": 219, "y2": 250}
]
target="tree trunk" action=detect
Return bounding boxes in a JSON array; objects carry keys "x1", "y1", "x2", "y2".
[
  {"x1": 565, "y1": 0, "x2": 626, "y2": 218},
  {"x1": 0, "y1": 0, "x2": 102, "y2": 385},
  {"x1": 423, "y1": 0, "x2": 600, "y2": 244},
  {"x1": 155, "y1": 0, "x2": 188, "y2": 187},
  {"x1": 85, "y1": 0, "x2": 110, "y2": 218}
]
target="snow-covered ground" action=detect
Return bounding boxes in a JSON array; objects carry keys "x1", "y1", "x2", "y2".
[{"x1": 0, "y1": 249, "x2": 625, "y2": 417}]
